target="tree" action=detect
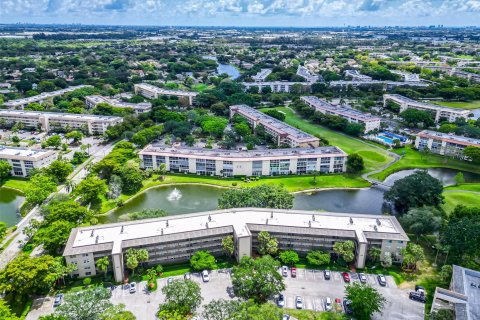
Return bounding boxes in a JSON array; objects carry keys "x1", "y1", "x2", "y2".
[
  {"x1": 400, "y1": 207, "x2": 443, "y2": 241},
  {"x1": 34, "y1": 220, "x2": 75, "y2": 254},
  {"x1": 56, "y1": 287, "x2": 113, "y2": 320},
  {"x1": 384, "y1": 171, "x2": 444, "y2": 213},
  {"x1": 46, "y1": 135, "x2": 62, "y2": 149},
  {"x1": 46, "y1": 160, "x2": 73, "y2": 183},
  {"x1": 257, "y1": 231, "x2": 278, "y2": 256},
  {"x1": 190, "y1": 250, "x2": 216, "y2": 271},
  {"x1": 221, "y1": 235, "x2": 235, "y2": 257},
  {"x1": 401, "y1": 243, "x2": 425, "y2": 271},
  {"x1": 333, "y1": 241, "x2": 355, "y2": 265},
  {"x1": 464, "y1": 146, "x2": 480, "y2": 163},
  {"x1": 368, "y1": 247, "x2": 381, "y2": 263},
  {"x1": 438, "y1": 265, "x2": 453, "y2": 283},
  {"x1": 430, "y1": 309, "x2": 455, "y2": 320},
  {"x1": 306, "y1": 250, "x2": 331, "y2": 266},
  {"x1": 118, "y1": 166, "x2": 144, "y2": 194},
  {"x1": 218, "y1": 184, "x2": 294, "y2": 209},
  {"x1": 345, "y1": 282, "x2": 386, "y2": 320},
  {"x1": 157, "y1": 280, "x2": 202, "y2": 316},
  {"x1": 96, "y1": 257, "x2": 110, "y2": 279},
  {"x1": 202, "y1": 299, "x2": 244, "y2": 320},
  {"x1": 233, "y1": 122, "x2": 251, "y2": 138},
  {"x1": 346, "y1": 153, "x2": 365, "y2": 173},
  {"x1": 74, "y1": 176, "x2": 107, "y2": 205},
  {"x1": 279, "y1": 250, "x2": 299, "y2": 266},
  {"x1": 125, "y1": 250, "x2": 138, "y2": 277},
  {"x1": 0, "y1": 299, "x2": 20, "y2": 320},
  {"x1": 200, "y1": 116, "x2": 228, "y2": 138},
  {"x1": 231, "y1": 255, "x2": 285, "y2": 303},
  {"x1": 99, "y1": 304, "x2": 136, "y2": 320},
  {"x1": 66, "y1": 130, "x2": 84, "y2": 143},
  {"x1": 25, "y1": 173, "x2": 57, "y2": 204},
  {"x1": 381, "y1": 252, "x2": 392, "y2": 268},
  {"x1": 400, "y1": 109, "x2": 434, "y2": 127},
  {"x1": 454, "y1": 172, "x2": 465, "y2": 185},
  {"x1": 0, "y1": 160, "x2": 12, "y2": 181}
]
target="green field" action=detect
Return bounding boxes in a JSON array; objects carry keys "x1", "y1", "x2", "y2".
[
  {"x1": 0, "y1": 177, "x2": 29, "y2": 193},
  {"x1": 260, "y1": 107, "x2": 393, "y2": 173},
  {"x1": 432, "y1": 100, "x2": 480, "y2": 110},
  {"x1": 191, "y1": 83, "x2": 214, "y2": 92},
  {"x1": 442, "y1": 183, "x2": 480, "y2": 213},
  {"x1": 370, "y1": 146, "x2": 480, "y2": 181}
]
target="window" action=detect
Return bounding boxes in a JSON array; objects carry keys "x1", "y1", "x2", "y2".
[
  {"x1": 82, "y1": 253, "x2": 89, "y2": 257},
  {"x1": 85, "y1": 266, "x2": 91, "y2": 270},
  {"x1": 142, "y1": 155, "x2": 153, "y2": 169},
  {"x1": 85, "y1": 272, "x2": 91, "y2": 276},
  {"x1": 83, "y1": 259, "x2": 90, "y2": 264},
  {"x1": 252, "y1": 160, "x2": 262, "y2": 176}
]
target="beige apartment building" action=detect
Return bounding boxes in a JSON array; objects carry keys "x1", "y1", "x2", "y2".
[
  {"x1": 242, "y1": 81, "x2": 311, "y2": 93},
  {"x1": 0, "y1": 110, "x2": 122, "y2": 135},
  {"x1": 139, "y1": 145, "x2": 347, "y2": 176},
  {"x1": 134, "y1": 83, "x2": 198, "y2": 105},
  {"x1": 0, "y1": 146, "x2": 57, "y2": 177},
  {"x1": 229, "y1": 105, "x2": 320, "y2": 147},
  {"x1": 415, "y1": 130, "x2": 480, "y2": 158},
  {"x1": 63, "y1": 208, "x2": 409, "y2": 282},
  {"x1": 85, "y1": 95, "x2": 152, "y2": 115}
]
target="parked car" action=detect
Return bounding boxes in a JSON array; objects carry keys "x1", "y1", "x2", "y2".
[
  {"x1": 325, "y1": 297, "x2": 332, "y2": 311},
  {"x1": 415, "y1": 285, "x2": 426, "y2": 296},
  {"x1": 334, "y1": 298, "x2": 343, "y2": 313},
  {"x1": 53, "y1": 294, "x2": 64, "y2": 307},
  {"x1": 282, "y1": 266, "x2": 288, "y2": 277},
  {"x1": 359, "y1": 273, "x2": 367, "y2": 283},
  {"x1": 129, "y1": 282, "x2": 136, "y2": 293},
  {"x1": 184, "y1": 272, "x2": 191, "y2": 280},
  {"x1": 377, "y1": 274, "x2": 387, "y2": 286},
  {"x1": 282, "y1": 315, "x2": 290, "y2": 320},
  {"x1": 291, "y1": 267, "x2": 297, "y2": 278},
  {"x1": 342, "y1": 272, "x2": 350, "y2": 283},
  {"x1": 409, "y1": 291, "x2": 427, "y2": 303},
  {"x1": 324, "y1": 270, "x2": 331, "y2": 280},
  {"x1": 277, "y1": 293, "x2": 285, "y2": 307},
  {"x1": 295, "y1": 296, "x2": 303, "y2": 309},
  {"x1": 202, "y1": 270, "x2": 210, "y2": 282},
  {"x1": 343, "y1": 299, "x2": 353, "y2": 314},
  {"x1": 167, "y1": 277, "x2": 174, "y2": 285}
]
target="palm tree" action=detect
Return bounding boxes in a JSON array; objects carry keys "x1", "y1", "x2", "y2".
[
  {"x1": 95, "y1": 256, "x2": 110, "y2": 279},
  {"x1": 157, "y1": 163, "x2": 167, "y2": 181},
  {"x1": 312, "y1": 170, "x2": 320, "y2": 184},
  {"x1": 65, "y1": 179, "x2": 76, "y2": 193},
  {"x1": 369, "y1": 247, "x2": 381, "y2": 263}
]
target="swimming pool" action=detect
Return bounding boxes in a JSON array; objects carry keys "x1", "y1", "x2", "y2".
[
  {"x1": 381, "y1": 131, "x2": 407, "y2": 142},
  {"x1": 377, "y1": 135, "x2": 394, "y2": 144}
]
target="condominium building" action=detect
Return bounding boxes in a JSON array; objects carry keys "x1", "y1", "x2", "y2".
[
  {"x1": 344, "y1": 70, "x2": 372, "y2": 81},
  {"x1": 0, "y1": 146, "x2": 57, "y2": 177},
  {"x1": 296, "y1": 66, "x2": 319, "y2": 83},
  {"x1": 3, "y1": 85, "x2": 92, "y2": 109},
  {"x1": 431, "y1": 265, "x2": 480, "y2": 320},
  {"x1": 301, "y1": 96, "x2": 381, "y2": 133},
  {"x1": 252, "y1": 69, "x2": 272, "y2": 82},
  {"x1": 139, "y1": 145, "x2": 347, "y2": 176},
  {"x1": 85, "y1": 95, "x2": 152, "y2": 115},
  {"x1": 229, "y1": 105, "x2": 320, "y2": 147},
  {"x1": 415, "y1": 130, "x2": 480, "y2": 158},
  {"x1": 0, "y1": 110, "x2": 122, "y2": 135},
  {"x1": 242, "y1": 81, "x2": 311, "y2": 93},
  {"x1": 63, "y1": 208, "x2": 409, "y2": 281},
  {"x1": 390, "y1": 70, "x2": 421, "y2": 82},
  {"x1": 331, "y1": 80, "x2": 429, "y2": 89},
  {"x1": 134, "y1": 83, "x2": 197, "y2": 105},
  {"x1": 384, "y1": 94, "x2": 470, "y2": 122}
]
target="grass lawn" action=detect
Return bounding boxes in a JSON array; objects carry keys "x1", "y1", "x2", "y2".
[
  {"x1": 191, "y1": 83, "x2": 214, "y2": 92},
  {"x1": 444, "y1": 183, "x2": 480, "y2": 192},
  {"x1": 99, "y1": 173, "x2": 370, "y2": 214},
  {"x1": 370, "y1": 146, "x2": 480, "y2": 181},
  {"x1": 0, "y1": 177, "x2": 29, "y2": 193},
  {"x1": 442, "y1": 191, "x2": 480, "y2": 214},
  {"x1": 432, "y1": 100, "x2": 480, "y2": 110},
  {"x1": 259, "y1": 107, "x2": 393, "y2": 173}
]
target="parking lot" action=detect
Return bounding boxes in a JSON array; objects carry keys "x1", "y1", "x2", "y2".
[{"x1": 26, "y1": 268, "x2": 424, "y2": 320}]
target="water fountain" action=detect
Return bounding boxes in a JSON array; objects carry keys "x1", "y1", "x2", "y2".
[{"x1": 167, "y1": 188, "x2": 182, "y2": 201}]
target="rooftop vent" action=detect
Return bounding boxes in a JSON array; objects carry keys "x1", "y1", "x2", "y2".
[
  {"x1": 308, "y1": 221, "x2": 312, "y2": 228},
  {"x1": 206, "y1": 222, "x2": 209, "y2": 229},
  {"x1": 349, "y1": 217, "x2": 353, "y2": 224},
  {"x1": 266, "y1": 219, "x2": 269, "y2": 225},
  {"x1": 271, "y1": 212, "x2": 274, "y2": 218},
  {"x1": 161, "y1": 228, "x2": 164, "y2": 235},
  {"x1": 120, "y1": 226, "x2": 124, "y2": 234},
  {"x1": 166, "y1": 220, "x2": 169, "y2": 227},
  {"x1": 208, "y1": 215, "x2": 212, "y2": 222},
  {"x1": 95, "y1": 235, "x2": 99, "y2": 244},
  {"x1": 374, "y1": 225, "x2": 378, "y2": 231},
  {"x1": 90, "y1": 230, "x2": 94, "y2": 237},
  {"x1": 312, "y1": 215, "x2": 315, "y2": 221},
  {"x1": 376, "y1": 218, "x2": 381, "y2": 226}
]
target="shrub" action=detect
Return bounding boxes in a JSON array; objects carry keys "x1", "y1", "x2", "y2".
[
  {"x1": 83, "y1": 277, "x2": 91, "y2": 287},
  {"x1": 232, "y1": 182, "x2": 237, "y2": 186}
]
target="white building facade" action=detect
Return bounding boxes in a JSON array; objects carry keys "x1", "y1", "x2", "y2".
[
  {"x1": 85, "y1": 95, "x2": 152, "y2": 115},
  {"x1": 415, "y1": 130, "x2": 480, "y2": 158},
  {"x1": 134, "y1": 83, "x2": 197, "y2": 105},
  {"x1": 0, "y1": 146, "x2": 57, "y2": 177}
]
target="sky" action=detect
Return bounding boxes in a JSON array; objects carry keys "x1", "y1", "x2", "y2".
[{"x1": 0, "y1": 0, "x2": 480, "y2": 27}]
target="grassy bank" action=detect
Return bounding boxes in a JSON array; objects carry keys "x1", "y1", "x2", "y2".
[
  {"x1": 99, "y1": 173, "x2": 371, "y2": 214},
  {"x1": 442, "y1": 184, "x2": 480, "y2": 214},
  {"x1": 0, "y1": 177, "x2": 29, "y2": 193},
  {"x1": 370, "y1": 146, "x2": 480, "y2": 181},
  {"x1": 259, "y1": 107, "x2": 393, "y2": 173},
  {"x1": 432, "y1": 100, "x2": 480, "y2": 110}
]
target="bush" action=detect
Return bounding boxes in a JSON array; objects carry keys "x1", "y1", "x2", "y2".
[
  {"x1": 156, "y1": 264, "x2": 164, "y2": 275},
  {"x1": 232, "y1": 182, "x2": 237, "y2": 186},
  {"x1": 83, "y1": 277, "x2": 91, "y2": 287}
]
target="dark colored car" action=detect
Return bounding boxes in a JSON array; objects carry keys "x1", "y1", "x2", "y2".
[
  {"x1": 343, "y1": 299, "x2": 353, "y2": 314},
  {"x1": 324, "y1": 270, "x2": 331, "y2": 280},
  {"x1": 342, "y1": 272, "x2": 350, "y2": 283},
  {"x1": 409, "y1": 292, "x2": 427, "y2": 303}
]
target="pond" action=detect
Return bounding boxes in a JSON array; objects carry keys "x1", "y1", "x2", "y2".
[
  {"x1": 383, "y1": 168, "x2": 480, "y2": 187},
  {"x1": 203, "y1": 55, "x2": 240, "y2": 80},
  {"x1": 0, "y1": 187, "x2": 24, "y2": 226}
]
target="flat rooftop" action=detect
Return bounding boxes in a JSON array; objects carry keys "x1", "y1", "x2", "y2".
[
  {"x1": 302, "y1": 96, "x2": 381, "y2": 122},
  {"x1": 85, "y1": 95, "x2": 152, "y2": 110},
  {"x1": 230, "y1": 105, "x2": 318, "y2": 142},
  {"x1": 3, "y1": 85, "x2": 91, "y2": 106},
  {"x1": 63, "y1": 208, "x2": 408, "y2": 256},
  {"x1": 452, "y1": 265, "x2": 480, "y2": 320},
  {"x1": 0, "y1": 110, "x2": 122, "y2": 121},
  {"x1": 243, "y1": 81, "x2": 311, "y2": 86},
  {"x1": 135, "y1": 83, "x2": 197, "y2": 97},
  {"x1": 252, "y1": 69, "x2": 272, "y2": 80},
  {"x1": 417, "y1": 130, "x2": 480, "y2": 146},
  {"x1": 0, "y1": 145, "x2": 55, "y2": 159},
  {"x1": 385, "y1": 94, "x2": 470, "y2": 114},
  {"x1": 140, "y1": 145, "x2": 346, "y2": 159}
]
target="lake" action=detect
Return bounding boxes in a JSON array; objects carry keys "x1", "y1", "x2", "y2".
[
  {"x1": 203, "y1": 55, "x2": 240, "y2": 80},
  {"x1": 0, "y1": 187, "x2": 25, "y2": 226}
]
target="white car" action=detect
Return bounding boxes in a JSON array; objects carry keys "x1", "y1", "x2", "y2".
[
  {"x1": 129, "y1": 282, "x2": 136, "y2": 293},
  {"x1": 282, "y1": 266, "x2": 288, "y2": 277},
  {"x1": 295, "y1": 296, "x2": 303, "y2": 309},
  {"x1": 325, "y1": 297, "x2": 332, "y2": 311},
  {"x1": 202, "y1": 270, "x2": 210, "y2": 282}
]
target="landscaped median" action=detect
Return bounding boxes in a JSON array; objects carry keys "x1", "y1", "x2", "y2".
[{"x1": 98, "y1": 173, "x2": 371, "y2": 214}]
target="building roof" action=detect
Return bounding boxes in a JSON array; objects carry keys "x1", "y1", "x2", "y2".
[
  {"x1": 3, "y1": 85, "x2": 92, "y2": 107},
  {"x1": 0, "y1": 145, "x2": 56, "y2": 160},
  {"x1": 140, "y1": 145, "x2": 346, "y2": 160},
  {"x1": 135, "y1": 83, "x2": 198, "y2": 97},
  {"x1": 384, "y1": 94, "x2": 470, "y2": 115},
  {"x1": 252, "y1": 69, "x2": 272, "y2": 81},
  {"x1": 417, "y1": 130, "x2": 480, "y2": 147},
  {"x1": 230, "y1": 104, "x2": 319, "y2": 143},
  {"x1": 451, "y1": 265, "x2": 480, "y2": 320},
  {"x1": 0, "y1": 110, "x2": 122, "y2": 122},
  {"x1": 85, "y1": 95, "x2": 152, "y2": 110},
  {"x1": 63, "y1": 208, "x2": 409, "y2": 256},
  {"x1": 242, "y1": 81, "x2": 311, "y2": 86},
  {"x1": 301, "y1": 96, "x2": 381, "y2": 122}
]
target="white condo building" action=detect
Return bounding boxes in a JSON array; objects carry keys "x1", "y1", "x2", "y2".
[
  {"x1": 63, "y1": 208, "x2": 409, "y2": 281},
  {"x1": 134, "y1": 83, "x2": 198, "y2": 105},
  {"x1": 301, "y1": 96, "x2": 381, "y2": 133},
  {"x1": 0, "y1": 110, "x2": 122, "y2": 135},
  {"x1": 242, "y1": 81, "x2": 311, "y2": 93},
  {"x1": 139, "y1": 145, "x2": 347, "y2": 176},
  {"x1": 415, "y1": 130, "x2": 480, "y2": 158},
  {"x1": 296, "y1": 66, "x2": 319, "y2": 83},
  {"x1": 229, "y1": 105, "x2": 320, "y2": 147},
  {"x1": 0, "y1": 146, "x2": 57, "y2": 177},
  {"x1": 252, "y1": 69, "x2": 272, "y2": 82},
  {"x1": 344, "y1": 70, "x2": 372, "y2": 81},
  {"x1": 3, "y1": 85, "x2": 92, "y2": 109},
  {"x1": 85, "y1": 95, "x2": 152, "y2": 115},
  {"x1": 383, "y1": 94, "x2": 470, "y2": 122}
]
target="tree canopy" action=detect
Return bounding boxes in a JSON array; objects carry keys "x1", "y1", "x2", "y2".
[
  {"x1": 345, "y1": 282, "x2": 386, "y2": 320},
  {"x1": 218, "y1": 184, "x2": 294, "y2": 209}
]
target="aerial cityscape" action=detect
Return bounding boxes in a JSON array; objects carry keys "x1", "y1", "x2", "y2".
[{"x1": 0, "y1": 1, "x2": 480, "y2": 320}]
